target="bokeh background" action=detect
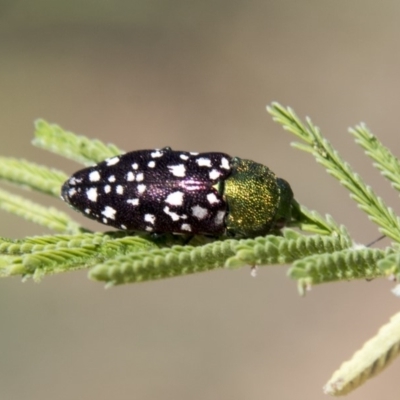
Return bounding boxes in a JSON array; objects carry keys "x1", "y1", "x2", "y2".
[{"x1": 1, "y1": 1, "x2": 400, "y2": 399}]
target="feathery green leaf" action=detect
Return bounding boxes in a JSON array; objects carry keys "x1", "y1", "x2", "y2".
[
  {"x1": 0, "y1": 188, "x2": 82, "y2": 233},
  {"x1": 0, "y1": 232, "x2": 108, "y2": 255},
  {"x1": 377, "y1": 251, "x2": 400, "y2": 281},
  {"x1": 7, "y1": 246, "x2": 102, "y2": 281},
  {"x1": 290, "y1": 200, "x2": 345, "y2": 236},
  {"x1": 290, "y1": 247, "x2": 391, "y2": 294},
  {"x1": 0, "y1": 232, "x2": 159, "y2": 280},
  {"x1": 267, "y1": 103, "x2": 400, "y2": 243},
  {"x1": 0, "y1": 157, "x2": 67, "y2": 197},
  {"x1": 225, "y1": 230, "x2": 352, "y2": 269},
  {"x1": 351, "y1": 124, "x2": 400, "y2": 194},
  {"x1": 324, "y1": 311, "x2": 400, "y2": 396},
  {"x1": 90, "y1": 238, "x2": 242, "y2": 285},
  {"x1": 33, "y1": 119, "x2": 123, "y2": 166}
]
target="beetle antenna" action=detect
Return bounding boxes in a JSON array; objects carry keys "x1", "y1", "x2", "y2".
[{"x1": 366, "y1": 234, "x2": 386, "y2": 248}]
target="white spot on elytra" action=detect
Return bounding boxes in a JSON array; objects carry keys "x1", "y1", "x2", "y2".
[
  {"x1": 106, "y1": 157, "x2": 119, "y2": 166},
  {"x1": 209, "y1": 169, "x2": 221, "y2": 180},
  {"x1": 127, "y1": 198, "x2": 139, "y2": 206},
  {"x1": 101, "y1": 206, "x2": 116, "y2": 219},
  {"x1": 163, "y1": 206, "x2": 180, "y2": 221},
  {"x1": 181, "y1": 223, "x2": 191, "y2": 232},
  {"x1": 151, "y1": 150, "x2": 163, "y2": 158},
  {"x1": 165, "y1": 191, "x2": 184, "y2": 206},
  {"x1": 207, "y1": 193, "x2": 219, "y2": 204},
  {"x1": 180, "y1": 154, "x2": 189, "y2": 160},
  {"x1": 126, "y1": 172, "x2": 135, "y2": 181},
  {"x1": 192, "y1": 205, "x2": 208, "y2": 219},
  {"x1": 84, "y1": 208, "x2": 91, "y2": 214},
  {"x1": 89, "y1": 170, "x2": 101, "y2": 182},
  {"x1": 104, "y1": 185, "x2": 111, "y2": 193},
  {"x1": 108, "y1": 175, "x2": 116, "y2": 182},
  {"x1": 196, "y1": 157, "x2": 212, "y2": 167},
  {"x1": 102, "y1": 217, "x2": 108, "y2": 224},
  {"x1": 69, "y1": 177, "x2": 76, "y2": 186},
  {"x1": 68, "y1": 188, "x2": 77, "y2": 197},
  {"x1": 168, "y1": 164, "x2": 186, "y2": 177},
  {"x1": 86, "y1": 187, "x2": 98, "y2": 202},
  {"x1": 220, "y1": 157, "x2": 230, "y2": 170},
  {"x1": 215, "y1": 210, "x2": 225, "y2": 225},
  {"x1": 136, "y1": 173, "x2": 144, "y2": 182},
  {"x1": 132, "y1": 163, "x2": 139, "y2": 170},
  {"x1": 116, "y1": 185, "x2": 124, "y2": 194},
  {"x1": 121, "y1": 224, "x2": 127, "y2": 229},
  {"x1": 145, "y1": 226, "x2": 153, "y2": 232},
  {"x1": 148, "y1": 161, "x2": 156, "y2": 168},
  {"x1": 144, "y1": 214, "x2": 156, "y2": 224},
  {"x1": 137, "y1": 184, "x2": 146, "y2": 194}
]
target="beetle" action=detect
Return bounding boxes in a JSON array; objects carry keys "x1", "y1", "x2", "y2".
[{"x1": 61, "y1": 148, "x2": 294, "y2": 238}]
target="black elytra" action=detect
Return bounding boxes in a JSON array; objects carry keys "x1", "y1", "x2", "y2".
[{"x1": 62, "y1": 148, "x2": 231, "y2": 235}]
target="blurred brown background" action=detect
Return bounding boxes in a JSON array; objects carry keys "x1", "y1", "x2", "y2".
[{"x1": 1, "y1": 1, "x2": 400, "y2": 399}]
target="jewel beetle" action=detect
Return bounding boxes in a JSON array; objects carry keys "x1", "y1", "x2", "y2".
[{"x1": 61, "y1": 148, "x2": 294, "y2": 238}]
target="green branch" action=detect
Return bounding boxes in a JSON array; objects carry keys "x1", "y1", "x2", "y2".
[
  {"x1": 267, "y1": 103, "x2": 400, "y2": 243},
  {"x1": 1, "y1": 108, "x2": 400, "y2": 395}
]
